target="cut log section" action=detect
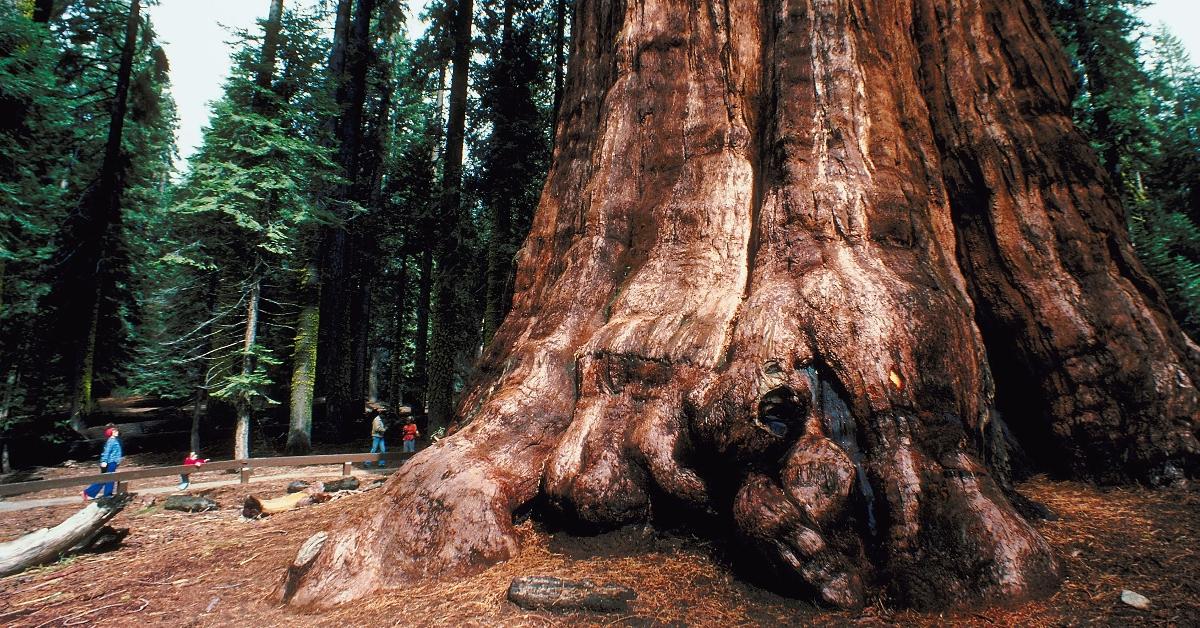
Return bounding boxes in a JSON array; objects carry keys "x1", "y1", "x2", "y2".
[
  {"x1": 507, "y1": 576, "x2": 637, "y2": 613},
  {"x1": 0, "y1": 494, "x2": 132, "y2": 576},
  {"x1": 242, "y1": 491, "x2": 330, "y2": 518},
  {"x1": 162, "y1": 495, "x2": 218, "y2": 513},
  {"x1": 320, "y1": 477, "x2": 359, "y2": 493}
]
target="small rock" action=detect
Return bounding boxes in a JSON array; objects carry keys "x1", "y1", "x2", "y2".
[
  {"x1": 286, "y1": 481, "x2": 311, "y2": 493},
  {"x1": 1120, "y1": 589, "x2": 1151, "y2": 610}
]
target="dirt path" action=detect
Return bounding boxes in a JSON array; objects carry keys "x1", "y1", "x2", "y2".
[
  {"x1": 0, "y1": 467, "x2": 395, "y2": 513},
  {"x1": 0, "y1": 477, "x2": 1195, "y2": 627}
]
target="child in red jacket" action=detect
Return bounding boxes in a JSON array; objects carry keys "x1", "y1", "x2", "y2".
[
  {"x1": 402, "y1": 420, "x2": 420, "y2": 453},
  {"x1": 179, "y1": 452, "x2": 209, "y2": 490}
]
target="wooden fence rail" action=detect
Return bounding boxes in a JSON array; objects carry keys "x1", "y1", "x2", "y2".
[{"x1": 0, "y1": 451, "x2": 413, "y2": 498}]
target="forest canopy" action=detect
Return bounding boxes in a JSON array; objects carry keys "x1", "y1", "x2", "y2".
[{"x1": 0, "y1": 0, "x2": 1195, "y2": 468}]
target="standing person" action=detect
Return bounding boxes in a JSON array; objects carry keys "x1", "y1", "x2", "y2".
[
  {"x1": 83, "y1": 425, "x2": 122, "y2": 500},
  {"x1": 402, "y1": 419, "x2": 419, "y2": 454},
  {"x1": 369, "y1": 411, "x2": 387, "y2": 467},
  {"x1": 178, "y1": 451, "x2": 209, "y2": 490}
]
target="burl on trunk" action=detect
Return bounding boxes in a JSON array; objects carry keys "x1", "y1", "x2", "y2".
[{"x1": 283, "y1": 0, "x2": 1199, "y2": 611}]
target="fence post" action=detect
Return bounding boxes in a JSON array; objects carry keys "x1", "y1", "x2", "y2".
[
  {"x1": 342, "y1": 461, "x2": 352, "y2": 476},
  {"x1": 116, "y1": 481, "x2": 129, "y2": 495},
  {"x1": 240, "y1": 464, "x2": 251, "y2": 484}
]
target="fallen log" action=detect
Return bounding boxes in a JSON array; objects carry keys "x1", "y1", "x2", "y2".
[
  {"x1": 243, "y1": 491, "x2": 330, "y2": 518},
  {"x1": 507, "y1": 576, "x2": 637, "y2": 613},
  {"x1": 320, "y1": 477, "x2": 359, "y2": 493},
  {"x1": 162, "y1": 495, "x2": 218, "y2": 513},
  {"x1": 0, "y1": 494, "x2": 132, "y2": 576},
  {"x1": 72, "y1": 525, "x2": 129, "y2": 554}
]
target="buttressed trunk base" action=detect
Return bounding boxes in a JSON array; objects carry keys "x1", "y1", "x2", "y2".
[{"x1": 282, "y1": 0, "x2": 1199, "y2": 611}]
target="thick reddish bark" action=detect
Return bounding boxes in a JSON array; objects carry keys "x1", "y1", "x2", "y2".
[{"x1": 283, "y1": 0, "x2": 1199, "y2": 611}]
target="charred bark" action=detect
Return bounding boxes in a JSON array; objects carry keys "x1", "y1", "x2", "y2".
[{"x1": 284, "y1": 0, "x2": 1199, "y2": 612}]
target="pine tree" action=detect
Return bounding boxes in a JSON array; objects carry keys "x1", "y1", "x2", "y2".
[{"x1": 162, "y1": 2, "x2": 337, "y2": 457}]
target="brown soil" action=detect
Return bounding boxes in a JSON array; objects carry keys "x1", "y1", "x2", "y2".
[{"x1": 0, "y1": 476, "x2": 1194, "y2": 627}]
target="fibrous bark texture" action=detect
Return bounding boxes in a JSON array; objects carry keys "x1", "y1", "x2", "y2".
[{"x1": 284, "y1": 0, "x2": 1199, "y2": 611}]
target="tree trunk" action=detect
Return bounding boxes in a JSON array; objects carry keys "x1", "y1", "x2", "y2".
[
  {"x1": 67, "y1": 284, "x2": 101, "y2": 432},
  {"x1": 251, "y1": 0, "x2": 286, "y2": 113},
  {"x1": 190, "y1": 385, "x2": 205, "y2": 453},
  {"x1": 1069, "y1": 0, "x2": 1121, "y2": 185},
  {"x1": 427, "y1": 0, "x2": 474, "y2": 434},
  {"x1": 235, "y1": 277, "x2": 261, "y2": 460},
  {"x1": 550, "y1": 0, "x2": 567, "y2": 130},
  {"x1": 191, "y1": 272, "x2": 220, "y2": 453},
  {"x1": 63, "y1": 0, "x2": 140, "y2": 433},
  {"x1": 412, "y1": 241, "x2": 433, "y2": 423},
  {"x1": 388, "y1": 252, "x2": 408, "y2": 408},
  {"x1": 288, "y1": 264, "x2": 320, "y2": 454},
  {"x1": 284, "y1": 0, "x2": 1199, "y2": 612},
  {"x1": 318, "y1": 0, "x2": 377, "y2": 436}
]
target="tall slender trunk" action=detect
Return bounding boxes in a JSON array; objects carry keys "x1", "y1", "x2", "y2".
[
  {"x1": 64, "y1": 0, "x2": 140, "y2": 434},
  {"x1": 190, "y1": 385, "x2": 205, "y2": 453},
  {"x1": 189, "y1": 272, "x2": 220, "y2": 453},
  {"x1": 288, "y1": 265, "x2": 320, "y2": 453},
  {"x1": 411, "y1": 248, "x2": 432, "y2": 422},
  {"x1": 481, "y1": 0, "x2": 517, "y2": 345},
  {"x1": 388, "y1": 254, "x2": 409, "y2": 408},
  {"x1": 352, "y1": 279, "x2": 371, "y2": 403},
  {"x1": 68, "y1": 284, "x2": 101, "y2": 431},
  {"x1": 1070, "y1": 0, "x2": 1121, "y2": 186},
  {"x1": 252, "y1": 0, "x2": 286, "y2": 113},
  {"x1": 427, "y1": 0, "x2": 474, "y2": 434},
  {"x1": 551, "y1": 0, "x2": 566, "y2": 130},
  {"x1": 318, "y1": 0, "x2": 377, "y2": 435},
  {"x1": 234, "y1": 277, "x2": 262, "y2": 460}
]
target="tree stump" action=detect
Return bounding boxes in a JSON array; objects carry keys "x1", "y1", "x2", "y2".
[{"x1": 507, "y1": 576, "x2": 637, "y2": 613}]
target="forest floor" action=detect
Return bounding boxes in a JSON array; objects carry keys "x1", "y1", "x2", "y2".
[{"x1": 0, "y1": 465, "x2": 1195, "y2": 627}]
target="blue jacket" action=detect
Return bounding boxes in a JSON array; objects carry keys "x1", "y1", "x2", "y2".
[{"x1": 99, "y1": 436, "x2": 123, "y2": 466}]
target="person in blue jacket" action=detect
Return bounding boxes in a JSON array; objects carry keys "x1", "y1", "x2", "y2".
[{"x1": 83, "y1": 425, "x2": 123, "y2": 500}]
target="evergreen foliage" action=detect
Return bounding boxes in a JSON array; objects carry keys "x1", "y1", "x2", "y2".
[{"x1": 1049, "y1": 0, "x2": 1200, "y2": 338}]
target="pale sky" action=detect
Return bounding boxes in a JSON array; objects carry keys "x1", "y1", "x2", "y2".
[
  {"x1": 145, "y1": 0, "x2": 429, "y2": 167},
  {"x1": 147, "y1": 0, "x2": 1200, "y2": 168}
]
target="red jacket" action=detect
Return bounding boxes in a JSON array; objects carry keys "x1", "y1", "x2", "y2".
[
  {"x1": 183, "y1": 455, "x2": 207, "y2": 467},
  {"x1": 402, "y1": 424, "x2": 419, "y2": 441}
]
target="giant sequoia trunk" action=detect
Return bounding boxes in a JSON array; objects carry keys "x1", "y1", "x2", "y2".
[{"x1": 283, "y1": 0, "x2": 1200, "y2": 611}]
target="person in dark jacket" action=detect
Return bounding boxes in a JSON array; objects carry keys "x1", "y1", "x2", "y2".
[{"x1": 83, "y1": 426, "x2": 123, "y2": 500}]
